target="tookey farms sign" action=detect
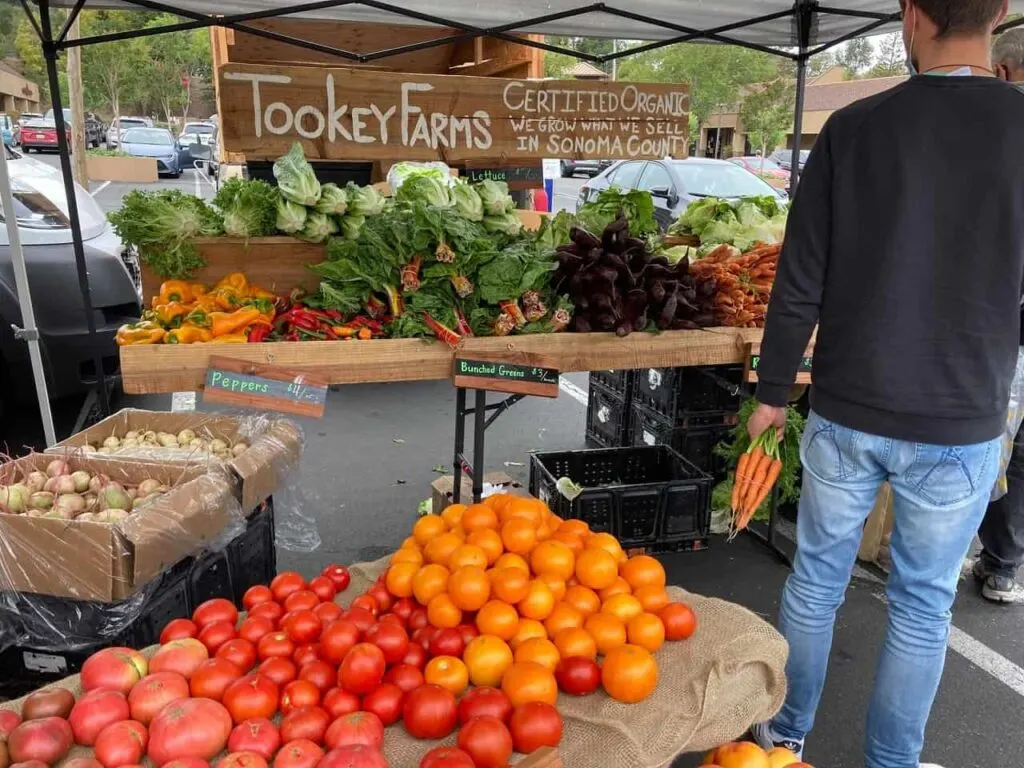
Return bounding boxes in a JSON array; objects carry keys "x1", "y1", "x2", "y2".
[{"x1": 218, "y1": 64, "x2": 690, "y2": 162}]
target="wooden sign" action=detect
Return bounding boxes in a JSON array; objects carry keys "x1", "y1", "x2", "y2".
[
  {"x1": 202, "y1": 356, "x2": 329, "y2": 418},
  {"x1": 218, "y1": 63, "x2": 689, "y2": 163},
  {"x1": 464, "y1": 162, "x2": 543, "y2": 190},
  {"x1": 742, "y1": 341, "x2": 813, "y2": 384},
  {"x1": 453, "y1": 354, "x2": 560, "y2": 398}
]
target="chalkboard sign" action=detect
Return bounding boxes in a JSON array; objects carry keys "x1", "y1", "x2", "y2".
[
  {"x1": 464, "y1": 163, "x2": 543, "y2": 190},
  {"x1": 743, "y1": 341, "x2": 813, "y2": 385},
  {"x1": 453, "y1": 354, "x2": 559, "y2": 398},
  {"x1": 202, "y1": 356, "x2": 329, "y2": 417}
]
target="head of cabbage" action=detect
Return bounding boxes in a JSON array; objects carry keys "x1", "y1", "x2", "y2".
[
  {"x1": 315, "y1": 183, "x2": 348, "y2": 216},
  {"x1": 451, "y1": 183, "x2": 483, "y2": 222},
  {"x1": 273, "y1": 142, "x2": 321, "y2": 206},
  {"x1": 275, "y1": 198, "x2": 308, "y2": 234}
]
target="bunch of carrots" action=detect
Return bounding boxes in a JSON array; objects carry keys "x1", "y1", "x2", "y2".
[{"x1": 731, "y1": 427, "x2": 784, "y2": 532}]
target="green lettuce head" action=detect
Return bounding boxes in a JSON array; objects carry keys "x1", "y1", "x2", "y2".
[
  {"x1": 340, "y1": 214, "x2": 366, "y2": 240},
  {"x1": 396, "y1": 174, "x2": 451, "y2": 208},
  {"x1": 275, "y1": 198, "x2": 308, "y2": 234},
  {"x1": 273, "y1": 142, "x2": 321, "y2": 206},
  {"x1": 315, "y1": 183, "x2": 348, "y2": 216},
  {"x1": 298, "y1": 212, "x2": 338, "y2": 243},
  {"x1": 346, "y1": 182, "x2": 386, "y2": 216},
  {"x1": 451, "y1": 183, "x2": 484, "y2": 222}
]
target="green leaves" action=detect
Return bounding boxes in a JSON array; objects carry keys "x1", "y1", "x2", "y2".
[
  {"x1": 577, "y1": 188, "x2": 658, "y2": 238},
  {"x1": 215, "y1": 178, "x2": 279, "y2": 238}
]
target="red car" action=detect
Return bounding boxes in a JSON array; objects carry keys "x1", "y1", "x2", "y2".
[
  {"x1": 19, "y1": 119, "x2": 71, "y2": 152},
  {"x1": 728, "y1": 156, "x2": 790, "y2": 190}
]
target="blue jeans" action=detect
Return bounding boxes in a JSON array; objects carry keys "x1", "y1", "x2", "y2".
[{"x1": 772, "y1": 411, "x2": 999, "y2": 768}]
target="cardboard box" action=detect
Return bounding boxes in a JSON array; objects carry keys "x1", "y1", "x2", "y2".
[
  {"x1": 431, "y1": 472, "x2": 531, "y2": 514},
  {"x1": 49, "y1": 409, "x2": 302, "y2": 512},
  {"x1": 0, "y1": 455, "x2": 238, "y2": 602}
]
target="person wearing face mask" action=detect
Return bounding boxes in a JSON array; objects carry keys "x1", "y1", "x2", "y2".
[
  {"x1": 747, "y1": 1, "x2": 1024, "y2": 767},
  {"x1": 973, "y1": 27, "x2": 1024, "y2": 604}
]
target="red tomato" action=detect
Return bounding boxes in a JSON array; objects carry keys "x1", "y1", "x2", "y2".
[
  {"x1": 377, "y1": 614, "x2": 406, "y2": 631},
  {"x1": 243, "y1": 585, "x2": 274, "y2": 611},
  {"x1": 192, "y1": 598, "x2": 238, "y2": 630},
  {"x1": 282, "y1": 610, "x2": 322, "y2": 645},
  {"x1": 364, "y1": 622, "x2": 409, "y2": 666},
  {"x1": 322, "y1": 688, "x2": 361, "y2": 720},
  {"x1": 279, "y1": 707, "x2": 330, "y2": 746},
  {"x1": 218, "y1": 752, "x2": 267, "y2": 768},
  {"x1": 362, "y1": 684, "x2": 403, "y2": 727},
  {"x1": 338, "y1": 643, "x2": 385, "y2": 696},
  {"x1": 400, "y1": 643, "x2": 427, "y2": 669},
  {"x1": 428, "y1": 628, "x2": 464, "y2": 659},
  {"x1": 292, "y1": 644, "x2": 321, "y2": 668},
  {"x1": 402, "y1": 684, "x2": 457, "y2": 741},
  {"x1": 314, "y1": 602, "x2": 343, "y2": 625},
  {"x1": 273, "y1": 739, "x2": 323, "y2": 768},
  {"x1": 257, "y1": 632, "x2": 295, "y2": 661},
  {"x1": 198, "y1": 621, "x2": 237, "y2": 654},
  {"x1": 162, "y1": 760, "x2": 211, "y2": 768},
  {"x1": 407, "y1": 608, "x2": 429, "y2": 632},
  {"x1": 344, "y1": 607, "x2": 376, "y2": 634},
  {"x1": 508, "y1": 702, "x2": 562, "y2": 754},
  {"x1": 271, "y1": 572, "x2": 307, "y2": 603},
  {"x1": 308, "y1": 576, "x2": 337, "y2": 603},
  {"x1": 80, "y1": 647, "x2": 147, "y2": 695},
  {"x1": 222, "y1": 674, "x2": 279, "y2": 726},
  {"x1": 127, "y1": 671, "x2": 189, "y2": 725},
  {"x1": 323, "y1": 712, "x2": 383, "y2": 751},
  {"x1": 6, "y1": 717, "x2": 73, "y2": 765},
  {"x1": 555, "y1": 656, "x2": 601, "y2": 696},
  {"x1": 160, "y1": 618, "x2": 198, "y2": 644},
  {"x1": 93, "y1": 719, "x2": 147, "y2": 768},
  {"x1": 217, "y1": 639, "x2": 258, "y2": 673},
  {"x1": 383, "y1": 664, "x2": 424, "y2": 694},
  {"x1": 456, "y1": 624, "x2": 479, "y2": 648},
  {"x1": 238, "y1": 616, "x2": 275, "y2": 646},
  {"x1": 147, "y1": 698, "x2": 232, "y2": 766},
  {"x1": 257, "y1": 657, "x2": 297, "y2": 687},
  {"x1": 227, "y1": 718, "x2": 280, "y2": 760},
  {"x1": 299, "y1": 660, "x2": 335, "y2": 693},
  {"x1": 419, "y1": 746, "x2": 475, "y2": 768},
  {"x1": 320, "y1": 620, "x2": 361, "y2": 666},
  {"x1": 411, "y1": 626, "x2": 439, "y2": 652},
  {"x1": 284, "y1": 591, "x2": 320, "y2": 613},
  {"x1": 319, "y1": 745, "x2": 387, "y2": 768},
  {"x1": 457, "y1": 687, "x2": 512, "y2": 726},
  {"x1": 365, "y1": 585, "x2": 392, "y2": 614},
  {"x1": 457, "y1": 716, "x2": 513, "y2": 768},
  {"x1": 281, "y1": 680, "x2": 321, "y2": 713},
  {"x1": 320, "y1": 565, "x2": 351, "y2": 592},
  {"x1": 390, "y1": 598, "x2": 415, "y2": 622},
  {"x1": 248, "y1": 602, "x2": 283, "y2": 627},
  {"x1": 0, "y1": 709, "x2": 19, "y2": 738},
  {"x1": 69, "y1": 689, "x2": 130, "y2": 746},
  {"x1": 190, "y1": 658, "x2": 244, "y2": 701},
  {"x1": 149, "y1": 638, "x2": 208, "y2": 680}
]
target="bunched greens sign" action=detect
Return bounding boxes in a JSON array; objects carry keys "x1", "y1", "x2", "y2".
[{"x1": 453, "y1": 354, "x2": 560, "y2": 398}]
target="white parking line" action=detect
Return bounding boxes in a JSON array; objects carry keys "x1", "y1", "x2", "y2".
[
  {"x1": 91, "y1": 180, "x2": 111, "y2": 197},
  {"x1": 559, "y1": 379, "x2": 589, "y2": 406}
]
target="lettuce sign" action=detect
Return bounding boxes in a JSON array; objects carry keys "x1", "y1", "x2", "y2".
[{"x1": 219, "y1": 64, "x2": 690, "y2": 163}]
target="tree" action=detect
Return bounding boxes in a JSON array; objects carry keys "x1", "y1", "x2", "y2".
[
  {"x1": 837, "y1": 37, "x2": 875, "y2": 75},
  {"x1": 543, "y1": 36, "x2": 613, "y2": 78},
  {"x1": 869, "y1": 33, "x2": 906, "y2": 78},
  {"x1": 739, "y1": 78, "x2": 795, "y2": 173}
]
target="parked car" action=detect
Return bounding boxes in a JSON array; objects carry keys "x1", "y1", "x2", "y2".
[
  {"x1": 106, "y1": 116, "x2": 152, "y2": 148},
  {"x1": 177, "y1": 121, "x2": 216, "y2": 148},
  {"x1": 0, "y1": 114, "x2": 13, "y2": 147},
  {"x1": 120, "y1": 127, "x2": 181, "y2": 177},
  {"x1": 561, "y1": 159, "x2": 612, "y2": 178},
  {"x1": 13, "y1": 113, "x2": 43, "y2": 146},
  {"x1": 44, "y1": 108, "x2": 105, "y2": 147},
  {"x1": 0, "y1": 143, "x2": 140, "y2": 412},
  {"x1": 18, "y1": 118, "x2": 67, "y2": 152},
  {"x1": 579, "y1": 157, "x2": 787, "y2": 231},
  {"x1": 771, "y1": 149, "x2": 810, "y2": 172},
  {"x1": 728, "y1": 156, "x2": 790, "y2": 190}
]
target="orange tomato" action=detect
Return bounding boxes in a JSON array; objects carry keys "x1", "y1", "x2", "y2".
[
  {"x1": 538, "y1": 573, "x2": 566, "y2": 603},
  {"x1": 601, "y1": 644, "x2": 658, "y2": 703},
  {"x1": 543, "y1": 602, "x2": 584, "y2": 637},
  {"x1": 575, "y1": 548, "x2": 619, "y2": 590},
  {"x1": 494, "y1": 553, "x2": 530, "y2": 574},
  {"x1": 462, "y1": 504, "x2": 499, "y2": 533},
  {"x1": 634, "y1": 585, "x2": 670, "y2": 614},
  {"x1": 602, "y1": 594, "x2": 644, "y2": 623},
  {"x1": 558, "y1": 519, "x2": 590, "y2": 538},
  {"x1": 391, "y1": 548, "x2": 423, "y2": 567},
  {"x1": 412, "y1": 563, "x2": 450, "y2": 606},
  {"x1": 413, "y1": 515, "x2": 447, "y2": 546},
  {"x1": 514, "y1": 637, "x2": 560, "y2": 672},
  {"x1": 501, "y1": 518, "x2": 537, "y2": 555},
  {"x1": 424, "y1": 655, "x2": 469, "y2": 696},
  {"x1": 586, "y1": 532, "x2": 623, "y2": 560},
  {"x1": 660, "y1": 602, "x2": 697, "y2": 641},
  {"x1": 501, "y1": 661, "x2": 558, "y2": 707},
  {"x1": 535, "y1": 521, "x2": 553, "y2": 542},
  {"x1": 449, "y1": 544, "x2": 488, "y2": 571},
  {"x1": 483, "y1": 493, "x2": 510, "y2": 511},
  {"x1": 448, "y1": 566, "x2": 491, "y2": 612},
  {"x1": 584, "y1": 613, "x2": 627, "y2": 655},
  {"x1": 517, "y1": 579, "x2": 555, "y2": 621},
  {"x1": 501, "y1": 497, "x2": 546, "y2": 527},
  {"x1": 441, "y1": 503, "x2": 467, "y2": 529},
  {"x1": 626, "y1": 612, "x2": 665, "y2": 653},
  {"x1": 427, "y1": 593, "x2": 462, "y2": 629},
  {"x1": 530, "y1": 540, "x2": 575, "y2": 581},
  {"x1": 509, "y1": 619, "x2": 547, "y2": 650},
  {"x1": 467, "y1": 529, "x2": 504, "y2": 565},
  {"x1": 463, "y1": 634, "x2": 514, "y2": 687},
  {"x1": 563, "y1": 585, "x2": 601, "y2": 617},
  {"x1": 400, "y1": 536, "x2": 419, "y2": 549},
  {"x1": 599, "y1": 577, "x2": 633, "y2": 601},
  {"x1": 553, "y1": 627, "x2": 598, "y2": 661},
  {"x1": 385, "y1": 562, "x2": 418, "y2": 598},
  {"x1": 424, "y1": 532, "x2": 463, "y2": 566},
  {"x1": 550, "y1": 530, "x2": 585, "y2": 555},
  {"x1": 491, "y1": 568, "x2": 531, "y2": 604},
  {"x1": 476, "y1": 600, "x2": 520, "y2": 641},
  {"x1": 449, "y1": 525, "x2": 467, "y2": 541},
  {"x1": 547, "y1": 513, "x2": 564, "y2": 529},
  {"x1": 620, "y1": 555, "x2": 667, "y2": 590}
]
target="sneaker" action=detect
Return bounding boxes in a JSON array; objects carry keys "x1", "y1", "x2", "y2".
[
  {"x1": 972, "y1": 559, "x2": 1024, "y2": 603},
  {"x1": 749, "y1": 721, "x2": 804, "y2": 760}
]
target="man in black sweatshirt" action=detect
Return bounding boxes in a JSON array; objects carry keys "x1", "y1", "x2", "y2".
[{"x1": 748, "y1": 2, "x2": 1024, "y2": 766}]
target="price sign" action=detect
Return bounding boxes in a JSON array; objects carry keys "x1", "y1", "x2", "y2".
[
  {"x1": 464, "y1": 162, "x2": 544, "y2": 190},
  {"x1": 453, "y1": 354, "x2": 560, "y2": 398},
  {"x1": 202, "y1": 356, "x2": 328, "y2": 417},
  {"x1": 742, "y1": 341, "x2": 813, "y2": 385}
]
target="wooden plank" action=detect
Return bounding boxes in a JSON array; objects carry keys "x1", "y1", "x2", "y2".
[
  {"x1": 449, "y1": 57, "x2": 536, "y2": 78},
  {"x1": 202, "y1": 356, "x2": 328, "y2": 418},
  {"x1": 120, "y1": 328, "x2": 764, "y2": 394},
  {"x1": 453, "y1": 353, "x2": 559, "y2": 398},
  {"x1": 741, "y1": 340, "x2": 813, "y2": 384},
  {"x1": 218, "y1": 63, "x2": 690, "y2": 163}
]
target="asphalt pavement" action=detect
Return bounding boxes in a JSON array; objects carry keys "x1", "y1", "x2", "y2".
[{"x1": 6, "y1": 161, "x2": 1024, "y2": 766}]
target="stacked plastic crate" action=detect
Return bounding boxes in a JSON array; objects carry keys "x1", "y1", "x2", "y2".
[{"x1": 584, "y1": 370, "x2": 636, "y2": 449}]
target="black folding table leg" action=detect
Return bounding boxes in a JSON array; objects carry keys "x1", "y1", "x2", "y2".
[
  {"x1": 452, "y1": 388, "x2": 467, "y2": 504},
  {"x1": 472, "y1": 389, "x2": 487, "y2": 502}
]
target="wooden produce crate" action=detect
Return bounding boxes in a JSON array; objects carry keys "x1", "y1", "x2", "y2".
[{"x1": 662, "y1": 234, "x2": 700, "y2": 248}]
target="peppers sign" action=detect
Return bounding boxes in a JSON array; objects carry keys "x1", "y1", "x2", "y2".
[
  {"x1": 218, "y1": 63, "x2": 690, "y2": 163},
  {"x1": 203, "y1": 356, "x2": 329, "y2": 418}
]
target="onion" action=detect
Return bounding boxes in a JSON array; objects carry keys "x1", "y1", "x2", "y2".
[
  {"x1": 210, "y1": 439, "x2": 228, "y2": 452},
  {"x1": 25, "y1": 471, "x2": 48, "y2": 493},
  {"x1": 54, "y1": 493, "x2": 86, "y2": 518},
  {"x1": 26, "y1": 509, "x2": 45, "y2": 518},
  {"x1": 70, "y1": 470, "x2": 91, "y2": 494},
  {"x1": 0, "y1": 484, "x2": 29, "y2": 514},
  {"x1": 158, "y1": 433, "x2": 178, "y2": 448},
  {"x1": 98, "y1": 509, "x2": 129, "y2": 523},
  {"x1": 46, "y1": 459, "x2": 69, "y2": 478},
  {"x1": 232, "y1": 442, "x2": 249, "y2": 457},
  {"x1": 77, "y1": 512, "x2": 97, "y2": 523},
  {"x1": 125, "y1": 430, "x2": 140, "y2": 440},
  {"x1": 83, "y1": 492, "x2": 98, "y2": 510},
  {"x1": 126, "y1": 487, "x2": 138, "y2": 501},
  {"x1": 99, "y1": 484, "x2": 132, "y2": 511},
  {"x1": 29, "y1": 491, "x2": 54, "y2": 510},
  {"x1": 42, "y1": 510, "x2": 63, "y2": 519},
  {"x1": 102, "y1": 436, "x2": 121, "y2": 449},
  {"x1": 81, "y1": 444, "x2": 97, "y2": 453},
  {"x1": 88, "y1": 474, "x2": 110, "y2": 494},
  {"x1": 137, "y1": 479, "x2": 162, "y2": 496},
  {"x1": 53, "y1": 475, "x2": 77, "y2": 495},
  {"x1": 177, "y1": 429, "x2": 196, "y2": 446}
]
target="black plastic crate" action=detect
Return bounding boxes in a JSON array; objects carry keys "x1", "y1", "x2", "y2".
[
  {"x1": 629, "y1": 402, "x2": 732, "y2": 482},
  {"x1": 589, "y1": 370, "x2": 634, "y2": 397},
  {"x1": 530, "y1": 445, "x2": 712, "y2": 551},
  {"x1": 634, "y1": 366, "x2": 744, "y2": 422},
  {"x1": 585, "y1": 381, "x2": 631, "y2": 449}
]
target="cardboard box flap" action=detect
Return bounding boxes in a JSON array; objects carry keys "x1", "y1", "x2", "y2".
[{"x1": 230, "y1": 419, "x2": 303, "y2": 511}]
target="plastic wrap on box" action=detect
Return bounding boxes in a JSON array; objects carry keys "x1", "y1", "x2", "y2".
[
  {"x1": 47, "y1": 408, "x2": 319, "y2": 552},
  {"x1": 0, "y1": 453, "x2": 243, "y2": 653}
]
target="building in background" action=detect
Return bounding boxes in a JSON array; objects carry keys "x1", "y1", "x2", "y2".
[{"x1": 0, "y1": 59, "x2": 41, "y2": 116}]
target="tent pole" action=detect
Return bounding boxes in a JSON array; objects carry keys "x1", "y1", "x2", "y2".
[
  {"x1": 790, "y1": 0, "x2": 814, "y2": 196},
  {"x1": 39, "y1": 0, "x2": 111, "y2": 418}
]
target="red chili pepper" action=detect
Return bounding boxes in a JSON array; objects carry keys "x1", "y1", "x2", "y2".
[
  {"x1": 423, "y1": 312, "x2": 461, "y2": 347},
  {"x1": 283, "y1": 330, "x2": 300, "y2": 342},
  {"x1": 248, "y1": 322, "x2": 273, "y2": 343}
]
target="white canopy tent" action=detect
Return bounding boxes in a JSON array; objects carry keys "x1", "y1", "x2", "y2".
[{"x1": 10, "y1": 0, "x2": 1024, "y2": 436}]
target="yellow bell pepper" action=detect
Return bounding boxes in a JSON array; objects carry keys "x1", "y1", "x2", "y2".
[
  {"x1": 157, "y1": 280, "x2": 193, "y2": 305},
  {"x1": 242, "y1": 297, "x2": 276, "y2": 324},
  {"x1": 210, "y1": 333, "x2": 250, "y2": 344},
  {"x1": 166, "y1": 326, "x2": 213, "y2": 344},
  {"x1": 185, "y1": 306, "x2": 212, "y2": 328},
  {"x1": 209, "y1": 286, "x2": 242, "y2": 311},
  {"x1": 248, "y1": 285, "x2": 277, "y2": 301},
  {"x1": 115, "y1": 321, "x2": 166, "y2": 346},
  {"x1": 190, "y1": 283, "x2": 207, "y2": 298},
  {"x1": 214, "y1": 272, "x2": 249, "y2": 295},
  {"x1": 152, "y1": 301, "x2": 191, "y2": 329},
  {"x1": 210, "y1": 307, "x2": 264, "y2": 338}
]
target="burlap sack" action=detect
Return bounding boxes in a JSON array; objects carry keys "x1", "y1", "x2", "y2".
[{"x1": 1, "y1": 557, "x2": 788, "y2": 767}]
